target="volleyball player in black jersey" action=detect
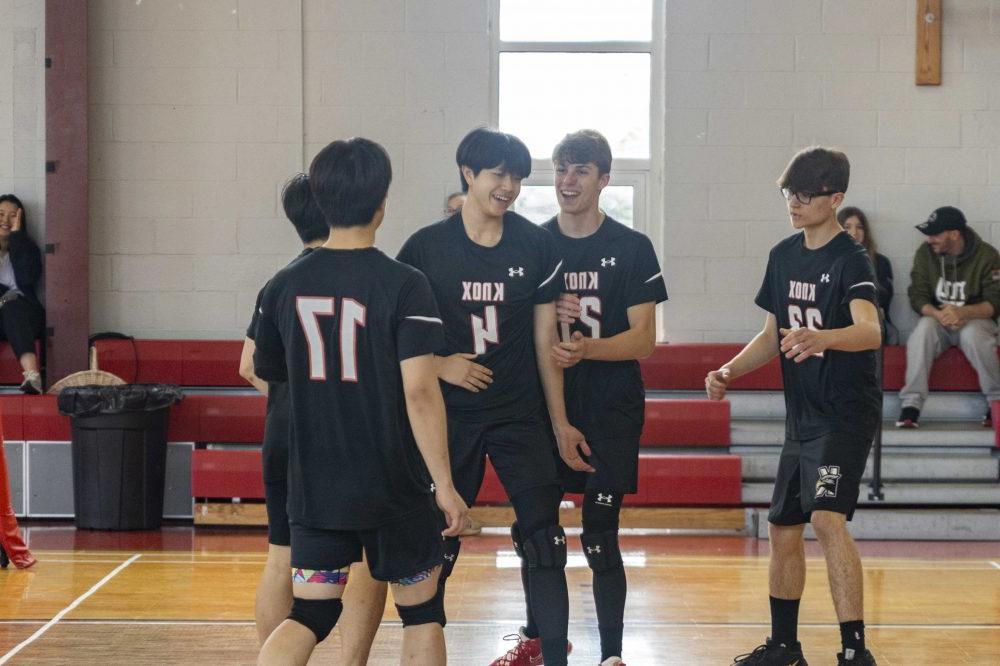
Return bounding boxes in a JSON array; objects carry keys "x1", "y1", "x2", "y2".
[
  {"x1": 541, "y1": 130, "x2": 667, "y2": 666},
  {"x1": 706, "y1": 147, "x2": 880, "y2": 666},
  {"x1": 254, "y1": 138, "x2": 467, "y2": 666}
]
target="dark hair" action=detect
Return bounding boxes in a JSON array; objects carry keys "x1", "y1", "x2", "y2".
[
  {"x1": 837, "y1": 205, "x2": 877, "y2": 259},
  {"x1": 280, "y1": 174, "x2": 329, "y2": 244},
  {"x1": 777, "y1": 146, "x2": 850, "y2": 195},
  {"x1": 552, "y1": 129, "x2": 612, "y2": 175},
  {"x1": 0, "y1": 194, "x2": 27, "y2": 232},
  {"x1": 455, "y1": 128, "x2": 531, "y2": 193},
  {"x1": 308, "y1": 138, "x2": 392, "y2": 229}
]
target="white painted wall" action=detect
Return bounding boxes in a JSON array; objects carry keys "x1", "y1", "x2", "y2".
[
  {"x1": 84, "y1": 0, "x2": 1000, "y2": 342},
  {"x1": 0, "y1": 0, "x2": 45, "y2": 245}
]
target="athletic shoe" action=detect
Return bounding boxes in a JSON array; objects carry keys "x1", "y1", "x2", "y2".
[
  {"x1": 837, "y1": 648, "x2": 876, "y2": 665},
  {"x1": 982, "y1": 410, "x2": 992, "y2": 428},
  {"x1": 19, "y1": 370, "x2": 41, "y2": 395},
  {"x1": 732, "y1": 638, "x2": 808, "y2": 665},
  {"x1": 895, "y1": 407, "x2": 919, "y2": 428},
  {"x1": 488, "y1": 627, "x2": 572, "y2": 666},
  {"x1": 600, "y1": 658, "x2": 626, "y2": 666}
]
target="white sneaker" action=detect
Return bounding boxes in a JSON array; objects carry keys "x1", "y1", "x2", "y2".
[
  {"x1": 600, "y1": 658, "x2": 625, "y2": 666},
  {"x1": 20, "y1": 370, "x2": 41, "y2": 395}
]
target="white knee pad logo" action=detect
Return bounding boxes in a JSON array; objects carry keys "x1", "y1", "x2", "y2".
[{"x1": 814, "y1": 465, "x2": 841, "y2": 499}]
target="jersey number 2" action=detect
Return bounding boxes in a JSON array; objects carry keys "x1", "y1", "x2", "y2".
[
  {"x1": 297, "y1": 297, "x2": 367, "y2": 382},
  {"x1": 560, "y1": 296, "x2": 602, "y2": 341}
]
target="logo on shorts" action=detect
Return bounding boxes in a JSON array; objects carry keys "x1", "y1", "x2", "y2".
[
  {"x1": 444, "y1": 553, "x2": 456, "y2": 562},
  {"x1": 596, "y1": 493, "x2": 614, "y2": 506},
  {"x1": 815, "y1": 465, "x2": 842, "y2": 499},
  {"x1": 586, "y1": 545, "x2": 601, "y2": 554},
  {"x1": 553, "y1": 535, "x2": 566, "y2": 545}
]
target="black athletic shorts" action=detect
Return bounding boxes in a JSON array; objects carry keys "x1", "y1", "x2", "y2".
[
  {"x1": 262, "y1": 383, "x2": 290, "y2": 546},
  {"x1": 289, "y1": 500, "x2": 443, "y2": 583},
  {"x1": 558, "y1": 435, "x2": 639, "y2": 495},
  {"x1": 448, "y1": 411, "x2": 561, "y2": 506},
  {"x1": 768, "y1": 431, "x2": 873, "y2": 525}
]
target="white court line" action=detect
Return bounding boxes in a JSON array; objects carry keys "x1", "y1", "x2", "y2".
[
  {"x1": 0, "y1": 619, "x2": 996, "y2": 631},
  {"x1": 0, "y1": 553, "x2": 141, "y2": 665}
]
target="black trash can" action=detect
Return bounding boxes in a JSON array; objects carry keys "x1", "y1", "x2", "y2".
[{"x1": 58, "y1": 384, "x2": 184, "y2": 530}]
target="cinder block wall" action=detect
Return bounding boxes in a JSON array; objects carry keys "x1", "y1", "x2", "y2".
[
  {"x1": 86, "y1": 0, "x2": 1000, "y2": 342},
  {"x1": 0, "y1": 1, "x2": 45, "y2": 244}
]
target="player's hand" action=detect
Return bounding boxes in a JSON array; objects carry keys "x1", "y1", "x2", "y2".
[
  {"x1": 779, "y1": 327, "x2": 829, "y2": 363},
  {"x1": 705, "y1": 368, "x2": 730, "y2": 400},
  {"x1": 556, "y1": 293, "x2": 581, "y2": 324},
  {"x1": 435, "y1": 484, "x2": 469, "y2": 538},
  {"x1": 551, "y1": 330, "x2": 587, "y2": 368},
  {"x1": 555, "y1": 422, "x2": 595, "y2": 473},
  {"x1": 10, "y1": 207, "x2": 21, "y2": 233},
  {"x1": 437, "y1": 353, "x2": 492, "y2": 392}
]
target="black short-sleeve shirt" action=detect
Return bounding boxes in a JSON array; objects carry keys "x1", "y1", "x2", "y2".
[
  {"x1": 541, "y1": 216, "x2": 668, "y2": 438},
  {"x1": 755, "y1": 231, "x2": 881, "y2": 440},
  {"x1": 397, "y1": 211, "x2": 562, "y2": 422},
  {"x1": 252, "y1": 247, "x2": 445, "y2": 530}
]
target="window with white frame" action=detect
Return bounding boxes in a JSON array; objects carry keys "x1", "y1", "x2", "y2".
[{"x1": 492, "y1": 0, "x2": 662, "y2": 230}]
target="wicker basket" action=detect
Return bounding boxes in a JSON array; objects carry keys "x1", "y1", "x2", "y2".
[{"x1": 47, "y1": 369, "x2": 126, "y2": 395}]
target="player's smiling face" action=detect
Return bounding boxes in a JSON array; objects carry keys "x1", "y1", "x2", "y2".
[
  {"x1": 464, "y1": 165, "x2": 522, "y2": 217},
  {"x1": 554, "y1": 161, "x2": 609, "y2": 215}
]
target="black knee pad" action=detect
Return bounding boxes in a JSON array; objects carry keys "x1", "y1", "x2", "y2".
[
  {"x1": 581, "y1": 529, "x2": 623, "y2": 573},
  {"x1": 395, "y1": 584, "x2": 447, "y2": 627},
  {"x1": 287, "y1": 597, "x2": 343, "y2": 643},
  {"x1": 510, "y1": 522, "x2": 525, "y2": 558},
  {"x1": 441, "y1": 537, "x2": 461, "y2": 580},
  {"x1": 522, "y1": 525, "x2": 567, "y2": 569}
]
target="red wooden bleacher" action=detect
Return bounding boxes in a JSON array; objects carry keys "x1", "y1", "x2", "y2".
[
  {"x1": 640, "y1": 398, "x2": 729, "y2": 446},
  {"x1": 93, "y1": 339, "x2": 245, "y2": 387},
  {"x1": 641, "y1": 343, "x2": 995, "y2": 392}
]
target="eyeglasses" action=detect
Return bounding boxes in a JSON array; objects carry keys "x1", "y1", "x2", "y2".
[{"x1": 779, "y1": 188, "x2": 840, "y2": 205}]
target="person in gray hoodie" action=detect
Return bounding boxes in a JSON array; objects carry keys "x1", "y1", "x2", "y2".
[{"x1": 897, "y1": 206, "x2": 1000, "y2": 428}]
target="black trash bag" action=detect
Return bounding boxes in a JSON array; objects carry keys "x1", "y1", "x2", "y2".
[{"x1": 57, "y1": 383, "x2": 184, "y2": 418}]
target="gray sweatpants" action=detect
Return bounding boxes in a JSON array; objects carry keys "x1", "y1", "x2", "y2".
[{"x1": 899, "y1": 316, "x2": 1000, "y2": 410}]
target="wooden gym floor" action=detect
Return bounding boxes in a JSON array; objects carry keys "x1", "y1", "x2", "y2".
[{"x1": 0, "y1": 524, "x2": 997, "y2": 665}]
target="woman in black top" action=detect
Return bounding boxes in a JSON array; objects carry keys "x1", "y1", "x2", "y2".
[
  {"x1": 838, "y1": 205, "x2": 896, "y2": 344},
  {"x1": 0, "y1": 195, "x2": 44, "y2": 393}
]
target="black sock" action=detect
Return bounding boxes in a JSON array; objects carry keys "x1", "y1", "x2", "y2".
[
  {"x1": 520, "y1": 559, "x2": 538, "y2": 638},
  {"x1": 840, "y1": 620, "x2": 865, "y2": 657},
  {"x1": 530, "y1": 567, "x2": 569, "y2": 666},
  {"x1": 594, "y1": 568, "x2": 626, "y2": 660},
  {"x1": 769, "y1": 596, "x2": 800, "y2": 645}
]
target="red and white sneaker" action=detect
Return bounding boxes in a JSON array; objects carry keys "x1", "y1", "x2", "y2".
[{"x1": 488, "y1": 627, "x2": 572, "y2": 666}]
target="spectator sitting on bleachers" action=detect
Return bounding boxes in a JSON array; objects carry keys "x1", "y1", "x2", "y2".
[
  {"x1": 838, "y1": 206, "x2": 896, "y2": 344},
  {"x1": 897, "y1": 206, "x2": 1000, "y2": 429},
  {"x1": 0, "y1": 195, "x2": 44, "y2": 394},
  {"x1": 443, "y1": 190, "x2": 466, "y2": 216}
]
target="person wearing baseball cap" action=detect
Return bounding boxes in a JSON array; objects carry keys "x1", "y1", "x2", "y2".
[{"x1": 897, "y1": 206, "x2": 1000, "y2": 428}]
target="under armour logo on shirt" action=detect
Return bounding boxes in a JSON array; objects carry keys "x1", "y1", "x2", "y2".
[
  {"x1": 586, "y1": 545, "x2": 601, "y2": 554},
  {"x1": 508, "y1": 266, "x2": 524, "y2": 277},
  {"x1": 430, "y1": 483, "x2": 436, "y2": 492},
  {"x1": 820, "y1": 273, "x2": 830, "y2": 283},
  {"x1": 596, "y1": 493, "x2": 613, "y2": 505},
  {"x1": 553, "y1": 536, "x2": 566, "y2": 545},
  {"x1": 601, "y1": 257, "x2": 616, "y2": 267}
]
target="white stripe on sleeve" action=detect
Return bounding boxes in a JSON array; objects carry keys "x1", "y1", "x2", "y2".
[
  {"x1": 537, "y1": 260, "x2": 563, "y2": 290},
  {"x1": 849, "y1": 281, "x2": 876, "y2": 290},
  {"x1": 644, "y1": 271, "x2": 662, "y2": 284},
  {"x1": 406, "y1": 315, "x2": 443, "y2": 324}
]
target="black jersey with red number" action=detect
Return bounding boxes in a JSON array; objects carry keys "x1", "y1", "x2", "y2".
[
  {"x1": 541, "y1": 216, "x2": 668, "y2": 438},
  {"x1": 755, "y1": 231, "x2": 881, "y2": 440},
  {"x1": 397, "y1": 211, "x2": 562, "y2": 422},
  {"x1": 252, "y1": 247, "x2": 445, "y2": 530}
]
